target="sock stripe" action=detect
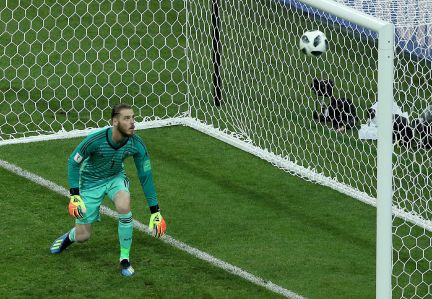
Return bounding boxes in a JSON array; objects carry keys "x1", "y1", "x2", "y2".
[
  {"x1": 118, "y1": 212, "x2": 133, "y2": 224},
  {"x1": 119, "y1": 217, "x2": 133, "y2": 223}
]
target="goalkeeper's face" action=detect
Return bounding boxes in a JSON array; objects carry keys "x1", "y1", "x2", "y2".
[{"x1": 114, "y1": 108, "x2": 135, "y2": 137}]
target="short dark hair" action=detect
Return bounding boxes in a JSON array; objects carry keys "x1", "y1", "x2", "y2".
[{"x1": 111, "y1": 103, "x2": 132, "y2": 119}]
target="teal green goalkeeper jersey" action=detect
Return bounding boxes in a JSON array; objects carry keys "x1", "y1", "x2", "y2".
[{"x1": 67, "y1": 127, "x2": 158, "y2": 207}]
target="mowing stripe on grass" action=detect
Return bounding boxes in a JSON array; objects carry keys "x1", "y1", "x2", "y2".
[{"x1": 0, "y1": 159, "x2": 306, "y2": 299}]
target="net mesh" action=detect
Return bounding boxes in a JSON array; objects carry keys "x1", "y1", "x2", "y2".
[
  {"x1": 189, "y1": 0, "x2": 379, "y2": 199},
  {"x1": 0, "y1": 0, "x2": 187, "y2": 140},
  {"x1": 188, "y1": 1, "x2": 432, "y2": 297},
  {"x1": 0, "y1": 0, "x2": 431, "y2": 297},
  {"x1": 334, "y1": 0, "x2": 432, "y2": 26}
]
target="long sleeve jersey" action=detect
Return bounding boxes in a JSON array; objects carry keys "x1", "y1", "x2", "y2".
[{"x1": 67, "y1": 127, "x2": 158, "y2": 207}]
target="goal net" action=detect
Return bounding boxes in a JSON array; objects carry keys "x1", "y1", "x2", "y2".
[
  {"x1": 1, "y1": 0, "x2": 431, "y2": 297},
  {"x1": 188, "y1": 1, "x2": 432, "y2": 297},
  {"x1": 0, "y1": 0, "x2": 188, "y2": 141}
]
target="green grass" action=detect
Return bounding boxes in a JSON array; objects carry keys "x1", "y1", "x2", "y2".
[
  {"x1": 1, "y1": 126, "x2": 431, "y2": 298},
  {"x1": 0, "y1": 168, "x2": 279, "y2": 299},
  {"x1": 1, "y1": 0, "x2": 431, "y2": 297},
  {"x1": 0, "y1": 126, "x2": 378, "y2": 299}
]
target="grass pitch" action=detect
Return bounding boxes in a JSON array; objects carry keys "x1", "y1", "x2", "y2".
[
  {"x1": 1, "y1": 0, "x2": 431, "y2": 297},
  {"x1": 0, "y1": 126, "x2": 378, "y2": 299}
]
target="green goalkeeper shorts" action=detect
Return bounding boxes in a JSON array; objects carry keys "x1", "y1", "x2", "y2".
[{"x1": 76, "y1": 174, "x2": 130, "y2": 225}]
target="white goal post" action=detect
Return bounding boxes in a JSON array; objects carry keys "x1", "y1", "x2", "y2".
[
  {"x1": 1, "y1": 1, "x2": 431, "y2": 298},
  {"x1": 272, "y1": 2, "x2": 395, "y2": 298},
  {"x1": 298, "y1": 1, "x2": 394, "y2": 298},
  {"x1": 304, "y1": 2, "x2": 394, "y2": 297}
]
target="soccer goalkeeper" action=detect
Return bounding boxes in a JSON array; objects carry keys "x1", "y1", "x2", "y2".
[{"x1": 50, "y1": 103, "x2": 166, "y2": 277}]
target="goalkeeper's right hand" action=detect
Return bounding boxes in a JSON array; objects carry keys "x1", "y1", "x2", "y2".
[{"x1": 68, "y1": 189, "x2": 86, "y2": 219}]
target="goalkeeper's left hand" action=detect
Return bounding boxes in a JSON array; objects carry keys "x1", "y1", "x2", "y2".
[{"x1": 148, "y1": 205, "x2": 166, "y2": 238}]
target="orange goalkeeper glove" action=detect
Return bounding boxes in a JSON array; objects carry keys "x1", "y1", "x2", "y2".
[
  {"x1": 68, "y1": 188, "x2": 86, "y2": 219},
  {"x1": 149, "y1": 205, "x2": 166, "y2": 238}
]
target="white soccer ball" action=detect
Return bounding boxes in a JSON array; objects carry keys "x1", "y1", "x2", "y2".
[{"x1": 300, "y1": 30, "x2": 328, "y2": 57}]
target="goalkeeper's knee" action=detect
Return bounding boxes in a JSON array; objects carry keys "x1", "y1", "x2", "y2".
[{"x1": 74, "y1": 226, "x2": 92, "y2": 242}]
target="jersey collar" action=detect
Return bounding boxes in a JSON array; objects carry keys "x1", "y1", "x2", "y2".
[{"x1": 106, "y1": 128, "x2": 129, "y2": 150}]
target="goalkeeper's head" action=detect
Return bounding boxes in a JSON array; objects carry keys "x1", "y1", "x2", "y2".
[{"x1": 111, "y1": 103, "x2": 135, "y2": 137}]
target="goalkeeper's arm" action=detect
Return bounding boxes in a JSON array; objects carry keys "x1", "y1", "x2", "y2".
[
  {"x1": 67, "y1": 132, "x2": 97, "y2": 190},
  {"x1": 66, "y1": 133, "x2": 97, "y2": 218},
  {"x1": 133, "y1": 140, "x2": 166, "y2": 238}
]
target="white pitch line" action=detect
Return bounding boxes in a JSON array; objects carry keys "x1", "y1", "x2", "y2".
[{"x1": 0, "y1": 159, "x2": 306, "y2": 299}]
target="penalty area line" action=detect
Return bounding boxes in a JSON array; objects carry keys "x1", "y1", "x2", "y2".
[{"x1": 0, "y1": 159, "x2": 306, "y2": 299}]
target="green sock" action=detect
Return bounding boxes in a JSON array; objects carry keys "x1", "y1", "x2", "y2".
[
  {"x1": 69, "y1": 227, "x2": 76, "y2": 242},
  {"x1": 118, "y1": 211, "x2": 133, "y2": 260}
]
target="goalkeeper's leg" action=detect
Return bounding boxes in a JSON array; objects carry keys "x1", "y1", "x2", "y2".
[
  {"x1": 50, "y1": 228, "x2": 75, "y2": 254},
  {"x1": 113, "y1": 190, "x2": 134, "y2": 277},
  {"x1": 50, "y1": 224, "x2": 92, "y2": 254},
  {"x1": 51, "y1": 188, "x2": 102, "y2": 254}
]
